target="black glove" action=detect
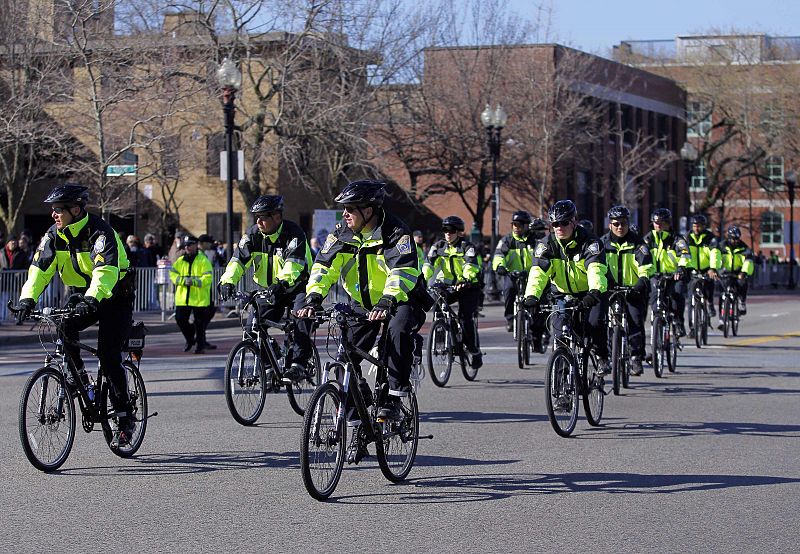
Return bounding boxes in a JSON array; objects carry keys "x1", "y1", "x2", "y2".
[
  {"x1": 265, "y1": 281, "x2": 287, "y2": 301},
  {"x1": 64, "y1": 293, "x2": 84, "y2": 308},
  {"x1": 371, "y1": 295, "x2": 397, "y2": 317},
  {"x1": 495, "y1": 266, "x2": 509, "y2": 276},
  {"x1": 674, "y1": 267, "x2": 686, "y2": 280},
  {"x1": 74, "y1": 296, "x2": 99, "y2": 317},
  {"x1": 581, "y1": 290, "x2": 601, "y2": 308},
  {"x1": 523, "y1": 295, "x2": 539, "y2": 309},
  {"x1": 633, "y1": 276, "x2": 649, "y2": 296},
  {"x1": 15, "y1": 298, "x2": 35, "y2": 324},
  {"x1": 219, "y1": 283, "x2": 236, "y2": 301},
  {"x1": 303, "y1": 293, "x2": 324, "y2": 312}
]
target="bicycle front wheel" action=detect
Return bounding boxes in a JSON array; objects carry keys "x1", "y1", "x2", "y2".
[
  {"x1": 516, "y1": 311, "x2": 527, "y2": 369},
  {"x1": 300, "y1": 382, "x2": 346, "y2": 501},
  {"x1": 694, "y1": 303, "x2": 704, "y2": 349},
  {"x1": 376, "y1": 393, "x2": 419, "y2": 482},
  {"x1": 103, "y1": 361, "x2": 148, "y2": 458},
  {"x1": 732, "y1": 300, "x2": 740, "y2": 336},
  {"x1": 427, "y1": 319, "x2": 453, "y2": 387},
  {"x1": 667, "y1": 322, "x2": 678, "y2": 373},
  {"x1": 582, "y1": 352, "x2": 605, "y2": 426},
  {"x1": 287, "y1": 342, "x2": 321, "y2": 417},
  {"x1": 652, "y1": 316, "x2": 665, "y2": 378},
  {"x1": 611, "y1": 325, "x2": 622, "y2": 396},
  {"x1": 621, "y1": 336, "x2": 631, "y2": 389},
  {"x1": 224, "y1": 340, "x2": 268, "y2": 425},
  {"x1": 19, "y1": 367, "x2": 76, "y2": 472},
  {"x1": 544, "y1": 348, "x2": 578, "y2": 437},
  {"x1": 722, "y1": 296, "x2": 731, "y2": 338}
]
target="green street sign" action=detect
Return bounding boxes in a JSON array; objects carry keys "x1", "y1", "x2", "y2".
[{"x1": 106, "y1": 165, "x2": 137, "y2": 176}]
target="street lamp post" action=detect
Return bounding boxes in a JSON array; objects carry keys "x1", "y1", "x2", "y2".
[
  {"x1": 481, "y1": 104, "x2": 508, "y2": 257},
  {"x1": 786, "y1": 170, "x2": 796, "y2": 289},
  {"x1": 681, "y1": 141, "x2": 698, "y2": 216},
  {"x1": 217, "y1": 57, "x2": 242, "y2": 260}
]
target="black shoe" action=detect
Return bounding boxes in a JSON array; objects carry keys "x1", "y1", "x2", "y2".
[
  {"x1": 740, "y1": 301, "x2": 747, "y2": 315},
  {"x1": 708, "y1": 305, "x2": 717, "y2": 317},
  {"x1": 505, "y1": 320, "x2": 513, "y2": 332},
  {"x1": 202, "y1": 342, "x2": 217, "y2": 350},
  {"x1": 346, "y1": 425, "x2": 369, "y2": 464},
  {"x1": 631, "y1": 357, "x2": 643, "y2": 376},
  {"x1": 688, "y1": 328, "x2": 695, "y2": 339},
  {"x1": 378, "y1": 398, "x2": 404, "y2": 422},
  {"x1": 470, "y1": 352, "x2": 483, "y2": 369},
  {"x1": 596, "y1": 358, "x2": 611, "y2": 376},
  {"x1": 676, "y1": 321, "x2": 686, "y2": 338},
  {"x1": 282, "y1": 363, "x2": 305, "y2": 382},
  {"x1": 183, "y1": 339, "x2": 195, "y2": 352},
  {"x1": 111, "y1": 417, "x2": 135, "y2": 448},
  {"x1": 194, "y1": 346, "x2": 205, "y2": 354}
]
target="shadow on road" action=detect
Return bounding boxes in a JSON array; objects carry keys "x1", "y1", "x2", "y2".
[
  {"x1": 580, "y1": 420, "x2": 800, "y2": 440},
  {"x1": 329, "y1": 471, "x2": 800, "y2": 504},
  {"x1": 420, "y1": 411, "x2": 548, "y2": 424},
  {"x1": 628, "y1": 380, "x2": 800, "y2": 398}
]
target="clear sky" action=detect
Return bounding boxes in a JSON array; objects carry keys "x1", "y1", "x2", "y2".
[{"x1": 509, "y1": 0, "x2": 800, "y2": 56}]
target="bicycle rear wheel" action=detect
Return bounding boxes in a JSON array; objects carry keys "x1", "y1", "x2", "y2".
[
  {"x1": 722, "y1": 296, "x2": 731, "y2": 338},
  {"x1": 667, "y1": 322, "x2": 678, "y2": 373},
  {"x1": 224, "y1": 340, "x2": 268, "y2": 425},
  {"x1": 544, "y1": 347, "x2": 578, "y2": 437},
  {"x1": 103, "y1": 361, "x2": 148, "y2": 457},
  {"x1": 19, "y1": 367, "x2": 76, "y2": 472},
  {"x1": 376, "y1": 393, "x2": 419, "y2": 482},
  {"x1": 652, "y1": 315, "x2": 665, "y2": 378},
  {"x1": 582, "y1": 352, "x2": 604, "y2": 426},
  {"x1": 287, "y1": 342, "x2": 321, "y2": 416},
  {"x1": 300, "y1": 382, "x2": 346, "y2": 501},
  {"x1": 611, "y1": 325, "x2": 622, "y2": 396},
  {"x1": 516, "y1": 311, "x2": 527, "y2": 369},
  {"x1": 427, "y1": 320, "x2": 453, "y2": 387},
  {"x1": 731, "y1": 300, "x2": 740, "y2": 336},
  {"x1": 621, "y1": 336, "x2": 631, "y2": 389}
]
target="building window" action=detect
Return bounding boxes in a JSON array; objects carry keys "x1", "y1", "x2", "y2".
[
  {"x1": 761, "y1": 103, "x2": 784, "y2": 139},
  {"x1": 161, "y1": 135, "x2": 181, "y2": 178},
  {"x1": 207, "y1": 213, "x2": 243, "y2": 246},
  {"x1": 206, "y1": 133, "x2": 224, "y2": 177},
  {"x1": 765, "y1": 156, "x2": 784, "y2": 191},
  {"x1": 690, "y1": 159, "x2": 707, "y2": 190},
  {"x1": 760, "y1": 211, "x2": 783, "y2": 246},
  {"x1": 687, "y1": 100, "x2": 712, "y2": 138}
]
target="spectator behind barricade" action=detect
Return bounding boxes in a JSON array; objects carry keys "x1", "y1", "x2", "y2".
[
  {"x1": 1, "y1": 235, "x2": 27, "y2": 270},
  {"x1": 126, "y1": 235, "x2": 147, "y2": 267},
  {"x1": 17, "y1": 234, "x2": 33, "y2": 269},
  {"x1": 309, "y1": 237, "x2": 321, "y2": 257},
  {"x1": 199, "y1": 234, "x2": 223, "y2": 267},
  {"x1": 413, "y1": 230, "x2": 426, "y2": 253},
  {"x1": 215, "y1": 241, "x2": 227, "y2": 264},
  {"x1": 168, "y1": 232, "x2": 185, "y2": 262},
  {"x1": 140, "y1": 233, "x2": 159, "y2": 267}
]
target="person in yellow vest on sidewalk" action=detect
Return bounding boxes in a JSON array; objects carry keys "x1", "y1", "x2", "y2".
[{"x1": 170, "y1": 235, "x2": 213, "y2": 354}]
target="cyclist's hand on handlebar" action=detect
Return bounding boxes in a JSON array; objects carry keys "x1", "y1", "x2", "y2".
[
  {"x1": 707, "y1": 269, "x2": 719, "y2": 280},
  {"x1": 219, "y1": 283, "x2": 236, "y2": 301},
  {"x1": 368, "y1": 295, "x2": 396, "y2": 321},
  {"x1": 673, "y1": 268, "x2": 685, "y2": 281},
  {"x1": 455, "y1": 281, "x2": 469, "y2": 291},
  {"x1": 495, "y1": 266, "x2": 509, "y2": 276},
  {"x1": 581, "y1": 290, "x2": 601, "y2": 308},
  {"x1": 523, "y1": 295, "x2": 539, "y2": 309},
  {"x1": 74, "y1": 296, "x2": 99, "y2": 317},
  {"x1": 633, "y1": 276, "x2": 649, "y2": 296},
  {"x1": 14, "y1": 298, "x2": 35, "y2": 324},
  {"x1": 295, "y1": 293, "x2": 324, "y2": 319},
  {"x1": 738, "y1": 272, "x2": 747, "y2": 281}
]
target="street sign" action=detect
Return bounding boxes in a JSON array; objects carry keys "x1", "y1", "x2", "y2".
[
  {"x1": 220, "y1": 150, "x2": 245, "y2": 181},
  {"x1": 106, "y1": 165, "x2": 137, "y2": 176}
]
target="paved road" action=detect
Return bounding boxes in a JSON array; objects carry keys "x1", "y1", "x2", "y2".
[{"x1": 1, "y1": 297, "x2": 798, "y2": 552}]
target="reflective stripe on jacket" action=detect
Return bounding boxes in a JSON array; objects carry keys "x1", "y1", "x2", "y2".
[
  {"x1": 492, "y1": 232, "x2": 536, "y2": 272},
  {"x1": 601, "y1": 231, "x2": 654, "y2": 287},
  {"x1": 171, "y1": 252, "x2": 213, "y2": 307},
  {"x1": 687, "y1": 230, "x2": 721, "y2": 271},
  {"x1": 20, "y1": 213, "x2": 129, "y2": 302},
  {"x1": 719, "y1": 240, "x2": 755, "y2": 275},
  {"x1": 643, "y1": 230, "x2": 691, "y2": 275},
  {"x1": 422, "y1": 238, "x2": 481, "y2": 284},
  {"x1": 525, "y1": 226, "x2": 608, "y2": 299}
]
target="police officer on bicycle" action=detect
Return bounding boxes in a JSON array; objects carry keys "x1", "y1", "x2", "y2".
[
  {"x1": 601, "y1": 205, "x2": 653, "y2": 376},
  {"x1": 523, "y1": 200, "x2": 611, "y2": 374},
  {"x1": 686, "y1": 214, "x2": 721, "y2": 326},
  {"x1": 13, "y1": 184, "x2": 136, "y2": 447},
  {"x1": 218, "y1": 195, "x2": 314, "y2": 382},
  {"x1": 492, "y1": 210, "x2": 538, "y2": 332},
  {"x1": 296, "y1": 180, "x2": 431, "y2": 425},
  {"x1": 717, "y1": 225, "x2": 754, "y2": 326},
  {"x1": 423, "y1": 215, "x2": 484, "y2": 369},
  {"x1": 643, "y1": 208, "x2": 691, "y2": 338}
]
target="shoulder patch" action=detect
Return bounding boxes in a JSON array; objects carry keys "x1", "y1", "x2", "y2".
[
  {"x1": 396, "y1": 234, "x2": 412, "y2": 255},
  {"x1": 238, "y1": 235, "x2": 250, "y2": 249},
  {"x1": 534, "y1": 243, "x2": 547, "y2": 257},
  {"x1": 37, "y1": 235, "x2": 50, "y2": 252},
  {"x1": 428, "y1": 245, "x2": 438, "y2": 258},
  {"x1": 587, "y1": 241, "x2": 600, "y2": 255},
  {"x1": 287, "y1": 237, "x2": 298, "y2": 252},
  {"x1": 321, "y1": 233, "x2": 337, "y2": 254},
  {"x1": 465, "y1": 247, "x2": 476, "y2": 257},
  {"x1": 93, "y1": 234, "x2": 106, "y2": 254},
  {"x1": 675, "y1": 238, "x2": 688, "y2": 250},
  {"x1": 639, "y1": 245, "x2": 650, "y2": 256}
]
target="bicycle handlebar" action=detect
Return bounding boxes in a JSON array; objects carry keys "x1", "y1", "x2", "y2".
[{"x1": 7, "y1": 300, "x2": 75, "y2": 322}]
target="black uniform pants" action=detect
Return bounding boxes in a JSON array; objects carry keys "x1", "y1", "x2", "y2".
[
  {"x1": 344, "y1": 302, "x2": 426, "y2": 395},
  {"x1": 175, "y1": 305, "x2": 209, "y2": 348},
  {"x1": 249, "y1": 288, "x2": 313, "y2": 366},
  {"x1": 552, "y1": 296, "x2": 609, "y2": 359},
  {"x1": 626, "y1": 293, "x2": 647, "y2": 358},
  {"x1": 650, "y1": 276, "x2": 687, "y2": 320},
  {"x1": 502, "y1": 279, "x2": 519, "y2": 322},
  {"x1": 446, "y1": 287, "x2": 481, "y2": 354},
  {"x1": 64, "y1": 289, "x2": 133, "y2": 414}
]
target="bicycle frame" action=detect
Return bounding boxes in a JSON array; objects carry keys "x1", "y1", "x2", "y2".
[{"x1": 430, "y1": 286, "x2": 464, "y2": 350}]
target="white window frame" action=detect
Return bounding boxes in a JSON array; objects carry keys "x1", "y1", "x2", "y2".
[
  {"x1": 760, "y1": 211, "x2": 784, "y2": 247},
  {"x1": 690, "y1": 159, "x2": 707, "y2": 191},
  {"x1": 765, "y1": 156, "x2": 784, "y2": 191},
  {"x1": 687, "y1": 100, "x2": 712, "y2": 138}
]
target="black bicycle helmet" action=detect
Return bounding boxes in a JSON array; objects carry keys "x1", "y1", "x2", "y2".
[
  {"x1": 726, "y1": 225, "x2": 741, "y2": 240},
  {"x1": 607, "y1": 205, "x2": 630, "y2": 220},
  {"x1": 250, "y1": 195, "x2": 284, "y2": 213},
  {"x1": 442, "y1": 216, "x2": 465, "y2": 232},
  {"x1": 334, "y1": 180, "x2": 386, "y2": 207},
  {"x1": 579, "y1": 219, "x2": 594, "y2": 232},
  {"x1": 651, "y1": 208, "x2": 672, "y2": 223},
  {"x1": 511, "y1": 210, "x2": 532, "y2": 225},
  {"x1": 182, "y1": 235, "x2": 199, "y2": 247},
  {"x1": 548, "y1": 200, "x2": 577, "y2": 224},
  {"x1": 530, "y1": 217, "x2": 547, "y2": 231},
  {"x1": 692, "y1": 214, "x2": 708, "y2": 226},
  {"x1": 44, "y1": 183, "x2": 89, "y2": 206}
]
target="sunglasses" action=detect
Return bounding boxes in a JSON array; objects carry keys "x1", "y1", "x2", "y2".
[
  {"x1": 342, "y1": 205, "x2": 370, "y2": 214},
  {"x1": 610, "y1": 220, "x2": 629, "y2": 227},
  {"x1": 51, "y1": 206, "x2": 73, "y2": 215},
  {"x1": 256, "y1": 212, "x2": 278, "y2": 219},
  {"x1": 442, "y1": 227, "x2": 458, "y2": 233},
  {"x1": 551, "y1": 220, "x2": 572, "y2": 228}
]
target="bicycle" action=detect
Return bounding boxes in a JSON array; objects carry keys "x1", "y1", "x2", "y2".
[
  {"x1": 509, "y1": 272, "x2": 549, "y2": 368},
  {"x1": 719, "y1": 273, "x2": 742, "y2": 338},
  {"x1": 299, "y1": 303, "x2": 429, "y2": 501},
  {"x1": 688, "y1": 271, "x2": 713, "y2": 348},
  {"x1": 10, "y1": 301, "x2": 152, "y2": 472},
  {"x1": 607, "y1": 287, "x2": 634, "y2": 395},
  {"x1": 224, "y1": 290, "x2": 321, "y2": 425},
  {"x1": 426, "y1": 283, "x2": 479, "y2": 386},
  {"x1": 543, "y1": 297, "x2": 605, "y2": 437},
  {"x1": 650, "y1": 276, "x2": 682, "y2": 377}
]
